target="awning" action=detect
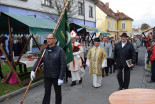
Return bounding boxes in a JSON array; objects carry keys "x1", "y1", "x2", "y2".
[
  {"x1": 100, "y1": 32, "x2": 111, "y2": 37},
  {"x1": 0, "y1": 12, "x2": 56, "y2": 35},
  {"x1": 70, "y1": 23, "x2": 110, "y2": 35}
]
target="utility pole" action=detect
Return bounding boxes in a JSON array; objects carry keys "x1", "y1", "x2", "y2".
[{"x1": 83, "y1": 0, "x2": 85, "y2": 25}]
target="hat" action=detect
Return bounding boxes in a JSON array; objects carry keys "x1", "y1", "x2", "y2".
[
  {"x1": 94, "y1": 38, "x2": 100, "y2": 42},
  {"x1": 120, "y1": 33, "x2": 129, "y2": 37},
  {"x1": 71, "y1": 30, "x2": 77, "y2": 38}
]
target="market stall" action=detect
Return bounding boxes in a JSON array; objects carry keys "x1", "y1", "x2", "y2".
[
  {"x1": 0, "y1": 12, "x2": 56, "y2": 86},
  {"x1": 70, "y1": 23, "x2": 110, "y2": 43}
]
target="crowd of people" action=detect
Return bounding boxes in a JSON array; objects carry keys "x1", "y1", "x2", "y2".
[
  {"x1": 30, "y1": 32, "x2": 148, "y2": 104},
  {"x1": 143, "y1": 32, "x2": 155, "y2": 83},
  {"x1": 0, "y1": 31, "x2": 155, "y2": 104}
]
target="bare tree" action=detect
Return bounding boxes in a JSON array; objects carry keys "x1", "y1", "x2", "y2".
[{"x1": 41, "y1": 0, "x2": 78, "y2": 23}]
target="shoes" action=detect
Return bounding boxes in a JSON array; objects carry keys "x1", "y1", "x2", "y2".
[
  {"x1": 1, "y1": 78, "x2": 6, "y2": 82},
  {"x1": 70, "y1": 81, "x2": 76, "y2": 86},
  {"x1": 79, "y1": 78, "x2": 82, "y2": 84},
  {"x1": 118, "y1": 87, "x2": 123, "y2": 91},
  {"x1": 147, "y1": 80, "x2": 155, "y2": 83}
]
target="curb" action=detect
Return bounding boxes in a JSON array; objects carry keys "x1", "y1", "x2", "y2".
[{"x1": 0, "y1": 80, "x2": 44, "y2": 102}]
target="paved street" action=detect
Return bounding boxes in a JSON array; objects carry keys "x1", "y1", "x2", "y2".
[{"x1": 1, "y1": 47, "x2": 155, "y2": 104}]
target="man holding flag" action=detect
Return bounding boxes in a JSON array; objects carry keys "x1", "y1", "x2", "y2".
[
  {"x1": 20, "y1": 0, "x2": 72, "y2": 104},
  {"x1": 30, "y1": 9, "x2": 73, "y2": 104},
  {"x1": 31, "y1": 33, "x2": 66, "y2": 104}
]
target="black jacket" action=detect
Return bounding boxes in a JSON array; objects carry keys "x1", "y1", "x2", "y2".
[
  {"x1": 114, "y1": 41, "x2": 136, "y2": 68},
  {"x1": 32, "y1": 46, "x2": 66, "y2": 80}
]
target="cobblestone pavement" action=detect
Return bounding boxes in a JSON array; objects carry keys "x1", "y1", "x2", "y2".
[{"x1": 1, "y1": 47, "x2": 155, "y2": 104}]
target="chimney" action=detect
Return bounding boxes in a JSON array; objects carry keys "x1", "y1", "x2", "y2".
[{"x1": 105, "y1": 2, "x2": 109, "y2": 8}]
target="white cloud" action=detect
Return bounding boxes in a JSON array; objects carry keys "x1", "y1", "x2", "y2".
[{"x1": 100, "y1": 0, "x2": 155, "y2": 27}]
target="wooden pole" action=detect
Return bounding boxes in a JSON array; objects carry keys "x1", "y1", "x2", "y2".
[
  {"x1": 0, "y1": 45, "x2": 23, "y2": 87},
  {"x1": 15, "y1": 36, "x2": 32, "y2": 66},
  {"x1": 8, "y1": 17, "x2": 13, "y2": 63},
  {"x1": 20, "y1": 49, "x2": 46, "y2": 104},
  {"x1": 20, "y1": 0, "x2": 71, "y2": 103},
  {"x1": 52, "y1": 0, "x2": 70, "y2": 34},
  {"x1": 6, "y1": 35, "x2": 32, "y2": 83}
]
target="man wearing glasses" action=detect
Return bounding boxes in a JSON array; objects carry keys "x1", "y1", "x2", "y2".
[{"x1": 31, "y1": 33, "x2": 66, "y2": 104}]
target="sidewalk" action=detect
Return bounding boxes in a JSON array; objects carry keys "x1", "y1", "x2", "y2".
[{"x1": 0, "y1": 47, "x2": 154, "y2": 104}]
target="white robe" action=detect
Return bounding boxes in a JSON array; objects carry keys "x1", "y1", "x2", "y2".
[
  {"x1": 68, "y1": 42, "x2": 84, "y2": 81},
  {"x1": 92, "y1": 74, "x2": 102, "y2": 87}
]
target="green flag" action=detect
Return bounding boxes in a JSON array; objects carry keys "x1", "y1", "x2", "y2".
[{"x1": 55, "y1": 10, "x2": 73, "y2": 64}]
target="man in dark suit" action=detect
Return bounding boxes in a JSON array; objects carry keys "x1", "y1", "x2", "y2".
[{"x1": 114, "y1": 33, "x2": 136, "y2": 90}]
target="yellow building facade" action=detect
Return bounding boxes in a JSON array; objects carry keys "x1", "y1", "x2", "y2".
[{"x1": 96, "y1": 1, "x2": 133, "y2": 39}]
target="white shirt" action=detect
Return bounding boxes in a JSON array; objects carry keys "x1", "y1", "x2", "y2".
[{"x1": 122, "y1": 41, "x2": 127, "y2": 48}]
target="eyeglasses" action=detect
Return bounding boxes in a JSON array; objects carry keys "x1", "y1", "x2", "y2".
[{"x1": 46, "y1": 38, "x2": 54, "y2": 40}]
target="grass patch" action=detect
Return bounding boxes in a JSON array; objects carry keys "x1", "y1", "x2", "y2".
[
  {"x1": 0, "y1": 63, "x2": 43, "y2": 97},
  {"x1": 0, "y1": 83, "x2": 20, "y2": 96}
]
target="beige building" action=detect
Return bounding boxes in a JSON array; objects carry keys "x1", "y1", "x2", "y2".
[{"x1": 96, "y1": 1, "x2": 133, "y2": 39}]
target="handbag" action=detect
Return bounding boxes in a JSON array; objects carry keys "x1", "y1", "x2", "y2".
[{"x1": 6, "y1": 73, "x2": 18, "y2": 84}]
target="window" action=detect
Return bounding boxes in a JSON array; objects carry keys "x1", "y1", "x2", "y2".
[
  {"x1": 108, "y1": 20, "x2": 110, "y2": 29},
  {"x1": 121, "y1": 21, "x2": 126, "y2": 29},
  {"x1": 78, "y1": 2, "x2": 83, "y2": 15},
  {"x1": 112, "y1": 20, "x2": 113, "y2": 30},
  {"x1": 42, "y1": 0, "x2": 53, "y2": 7},
  {"x1": 89, "y1": 6, "x2": 93, "y2": 18},
  {"x1": 115, "y1": 22, "x2": 117, "y2": 30}
]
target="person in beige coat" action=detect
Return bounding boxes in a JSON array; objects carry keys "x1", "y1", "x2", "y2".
[
  {"x1": 87, "y1": 38, "x2": 107, "y2": 88},
  {"x1": 68, "y1": 33, "x2": 84, "y2": 86}
]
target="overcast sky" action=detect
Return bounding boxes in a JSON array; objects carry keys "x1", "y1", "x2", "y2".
[{"x1": 100, "y1": 0, "x2": 155, "y2": 28}]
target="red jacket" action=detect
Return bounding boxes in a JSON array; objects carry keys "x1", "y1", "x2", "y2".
[{"x1": 150, "y1": 46, "x2": 155, "y2": 61}]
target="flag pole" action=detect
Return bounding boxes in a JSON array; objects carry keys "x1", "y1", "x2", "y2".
[
  {"x1": 52, "y1": 0, "x2": 70, "y2": 34},
  {"x1": 20, "y1": 1, "x2": 70, "y2": 104},
  {"x1": 20, "y1": 49, "x2": 46, "y2": 104}
]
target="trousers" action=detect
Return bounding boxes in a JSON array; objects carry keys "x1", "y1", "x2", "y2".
[
  {"x1": 117, "y1": 67, "x2": 130, "y2": 89},
  {"x1": 42, "y1": 77, "x2": 62, "y2": 104}
]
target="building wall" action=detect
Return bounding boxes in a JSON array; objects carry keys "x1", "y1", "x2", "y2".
[
  {"x1": 96, "y1": 6, "x2": 119, "y2": 39},
  {"x1": 106, "y1": 17, "x2": 118, "y2": 38},
  {"x1": 0, "y1": 0, "x2": 96, "y2": 23},
  {"x1": 85, "y1": 0, "x2": 96, "y2": 22},
  {"x1": 96, "y1": 6, "x2": 107, "y2": 32},
  {"x1": 0, "y1": 0, "x2": 96, "y2": 52},
  {"x1": 117, "y1": 20, "x2": 133, "y2": 37}
]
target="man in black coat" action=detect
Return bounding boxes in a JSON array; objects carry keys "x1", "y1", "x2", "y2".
[
  {"x1": 114, "y1": 33, "x2": 136, "y2": 90},
  {"x1": 31, "y1": 33, "x2": 66, "y2": 104}
]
